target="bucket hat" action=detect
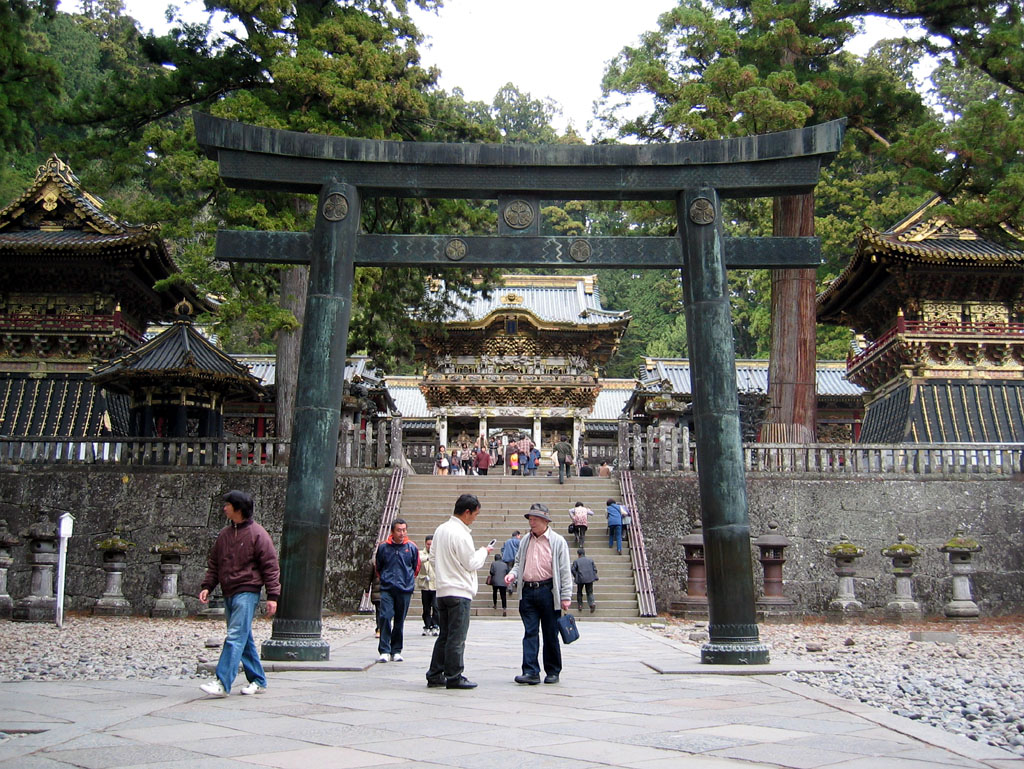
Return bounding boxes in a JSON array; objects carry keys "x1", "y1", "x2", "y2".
[{"x1": 524, "y1": 503, "x2": 551, "y2": 522}]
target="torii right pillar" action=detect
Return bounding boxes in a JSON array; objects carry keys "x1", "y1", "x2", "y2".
[{"x1": 679, "y1": 186, "x2": 769, "y2": 664}]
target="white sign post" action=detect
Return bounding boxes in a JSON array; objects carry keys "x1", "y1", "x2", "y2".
[{"x1": 56, "y1": 512, "x2": 75, "y2": 629}]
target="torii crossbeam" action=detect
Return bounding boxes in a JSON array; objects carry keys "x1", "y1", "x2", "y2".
[{"x1": 195, "y1": 113, "x2": 845, "y2": 664}]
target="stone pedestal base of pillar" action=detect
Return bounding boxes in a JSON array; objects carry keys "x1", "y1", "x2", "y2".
[
  {"x1": 884, "y1": 600, "x2": 922, "y2": 621},
  {"x1": 943, "y1": 599, "x2": 980, "y2": 619},
  {"x1": 668, "y1": 597, "x2": 708, "y2": 620},
  {"x1": 827, "y1": 597, "x2": 864, "y2": 620},
  {"x1": 198, "y1": 594, "x2": 225, "y2": 618},
  {"x1": 12, "y1": 595, "x2": 56, "y2": 622},
  {"x1": 93, "y1": 601, "x2": 131, "y2": 616},
  {"x1": 0, "y1": 594, "x2": 11, "y2": 619},
  {"x1": 151, "y1": 597, "x2": 188, "y2": 618},
  {"x1": 756, "y1": 596, "x2": 796, "y2": 622}
]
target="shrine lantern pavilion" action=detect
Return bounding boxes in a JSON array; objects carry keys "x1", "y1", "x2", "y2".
[{"x1": 817, "y1": 198, "x2": 1024, "y2": 442}]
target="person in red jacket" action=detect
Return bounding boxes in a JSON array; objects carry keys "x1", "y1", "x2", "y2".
[{"x1": 198, "y1": 490, "x2": 281, "y2": 698}]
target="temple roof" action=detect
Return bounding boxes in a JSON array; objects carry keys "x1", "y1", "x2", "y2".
[
  {"x1": 91, "y1": 314, "x2": 265, "y2": 398},
  {"x1": 818, "y1": 197, "x2": 1024, "y2": 324},
  {"x1": 638, "y1": 359, "x2": 864, "y2": 397},
  {"x1": 438, "y1": 275, "x2": 630, "y2": 329},
  {"x1": 0, "y1": 155, "x2": 206, "y2": 315}
]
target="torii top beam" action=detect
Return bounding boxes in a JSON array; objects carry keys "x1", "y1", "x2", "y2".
[{"x1": 194, "y1": 113, "x2": 845, "y2": 201}]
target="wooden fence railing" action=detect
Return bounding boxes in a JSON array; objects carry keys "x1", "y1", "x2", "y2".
[
  {"x1": 4, "y1": 433, "x2": 1022, "y2": 477},
  {"x1": 619, "y1": 471, "x2": 657, "y2": 617}
]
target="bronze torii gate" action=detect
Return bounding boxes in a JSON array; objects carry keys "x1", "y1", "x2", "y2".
[{"x1": 194, "y1": 113, "x2": 844, "y2": 664}]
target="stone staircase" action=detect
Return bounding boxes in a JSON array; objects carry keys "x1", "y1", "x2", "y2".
[{"x1": 396, "y1": 474, "x2": 640, "y2": 621}]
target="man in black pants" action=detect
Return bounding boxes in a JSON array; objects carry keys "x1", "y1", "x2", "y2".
[{"x1": 425, "y1": 494, "x2": 494, "y2": 689}]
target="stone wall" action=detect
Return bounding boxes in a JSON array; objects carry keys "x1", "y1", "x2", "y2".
[
  {"x1": 0, "y1": 466, "x2": 390, "y2": 615},
  {"x1": 3, "y1": 466, "x2": 1022, "y2": 618},
  {"x1": 633, "y1": 474, "x2": 1024, "y2": 617}
]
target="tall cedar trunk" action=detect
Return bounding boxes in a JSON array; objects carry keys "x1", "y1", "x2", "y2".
[
  {"x1": 276, "y1": 265, "x2": 308, "y2": 460},
  {"x1": 765, "y1": 193, "x2": 817, "y2": 442}
]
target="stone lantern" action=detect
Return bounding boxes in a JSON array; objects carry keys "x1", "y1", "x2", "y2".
[
  {"x1": 825, "y1": 535, "x2": 865, "y2": 617},
  {"x1": 670, "y1": 522, "x2": 708, "y2": 618},
  {"x1": 881, "y1": 533, "x2": 922, "y2": 620},
  {"x1": 939, "y1": 528, "x2": 982, "y2": 619},
  {"x1": 12, "y1": 513, "x2": 58, "y2": 622},
  {"x1": 151, "y1": 535, "x2": 191, "y2": 618},
  {"x1": 753, "y1": 521, "x2": 794, "y2": 616},
  {"x1": 0, "y1": 520, "x2": 21, "y2": 618},
  {"x1": 93, "y1": 530, "x2": 135, "y2": 616}
]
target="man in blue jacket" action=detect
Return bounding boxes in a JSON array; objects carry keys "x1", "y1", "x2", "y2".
[{"x1": 375, "y1": 518, "x2": 420, "y2": 663}]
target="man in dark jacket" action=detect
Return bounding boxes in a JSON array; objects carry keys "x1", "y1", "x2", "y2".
[
  {"x1": 554, "y1": 436, "x2": 574, "y2": 484},
  {"x1": 199, "y1": 490, "x2": 280, "y2": 698},
  {"x1": 375, "y1": 518, "x2": 420, "y2": 663},
  {"x1": 571, "y1": 549, "x2": 598, "y2": 613}
]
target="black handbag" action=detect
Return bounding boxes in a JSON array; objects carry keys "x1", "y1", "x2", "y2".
[
  {"x1": 557, "y1": 613, "x2": 580, "y2": 644},
  {"x1": 568, "y1": 523, "x2": 576, "y2": 534}
]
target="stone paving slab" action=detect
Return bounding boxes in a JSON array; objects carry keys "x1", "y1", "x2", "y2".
[{"x1": 1, "y1": 621, "x2": 1022, "y2": 769}]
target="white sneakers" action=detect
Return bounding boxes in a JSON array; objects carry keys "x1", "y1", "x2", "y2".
[
  {"x1": 199, "y1": 679, "x2": 227, "y2": 698},
  {"x1": 391, "y1": 653, "x2": 404, "y2": 662},
  {"x1": 377, "y1": 653, "x2": 390, "y2": 663},
  {"x1": 200, "y1": 679, "x2": 266, "y2": 696}
]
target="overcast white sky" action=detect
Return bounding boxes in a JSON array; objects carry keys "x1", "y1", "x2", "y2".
[{"x1": 64, "y1": 0, "x2": 906, "y2": 138}]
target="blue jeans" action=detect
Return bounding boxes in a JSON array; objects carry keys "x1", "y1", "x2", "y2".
[
  {"x1": 558, "y1": 461, "x2": 568, "y2": 484},
  {"x1": 426, "y1": 596, "x2": 472, "y2": 682},
  {"x1": 378, "y1": 588, "x2": 412, "y2": 655},
  {"x1": 519, "y1": 582, "x2": 561, "y2": 677},
  {"x1": 215, "y1": 591, "x2": 265, "y2": 693},
  {"x1": 608, "y1": 524, "x2": 622, "y2": 553}
]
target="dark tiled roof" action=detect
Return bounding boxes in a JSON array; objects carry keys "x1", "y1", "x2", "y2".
[
  {"x1": 860, "y1": 379, "x2": 1024, "y2": 443},
  {"x1": 91, "y1": 320, "x2": 264, "y2": 397},
  {"x1": 0, "y1": 229, "x2": 154, "y2": 251},
  {"x1": 0, "y1": 373, "x2": 127, "y2": 437}
]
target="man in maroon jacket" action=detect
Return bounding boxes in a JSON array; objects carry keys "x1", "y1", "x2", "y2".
[{"x1": 198, "y1": 490, "x2": 281, "y2": 697}]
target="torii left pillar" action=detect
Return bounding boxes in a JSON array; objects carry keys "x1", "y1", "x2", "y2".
[{"x1": 262, "y1": 183, "x2": 358, "y2": 660}]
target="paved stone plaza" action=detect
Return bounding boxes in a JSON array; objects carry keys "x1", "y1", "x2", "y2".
[{"x1": 2, "y1": 621, "x2": 1022, "y2": 769}]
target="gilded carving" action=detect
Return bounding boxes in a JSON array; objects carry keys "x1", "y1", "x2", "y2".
[
  {"x1": 965, "y1": 303, "x2": 1009, "y2": 326},
  {"x1": 921, "y1": 300, "x2": 962, "y2": 324}
]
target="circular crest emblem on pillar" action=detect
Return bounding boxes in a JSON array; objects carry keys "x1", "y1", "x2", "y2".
[
  {"x1": 569, "y1": 239, "x2": 592, "y2": 262},
  {"x1": 503, "y1": 199, "x2": 535, "y2": 229},
  {"x1": 689, "y1": 197, "x2": 715, "y2": 225},
  {"x1": 445, "y1": 238, "x2": 468, "y2": 261},
  {"x1": 322, "y1": 193, "x2": 349, "y2": 221}
]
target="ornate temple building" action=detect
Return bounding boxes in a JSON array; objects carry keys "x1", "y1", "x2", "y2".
[
  {"x1": 817, "y1": 198, "x2": 1024, "y2": 442},
  {"x1": 0, "y1": 156, "x2": 202, "y2": 436},
  {"x1": 90, "y1": 304, "x2": 266, "y2": 438},
  {"x1": 411, "y1": 274, "x2": 630, "y2": 450}
]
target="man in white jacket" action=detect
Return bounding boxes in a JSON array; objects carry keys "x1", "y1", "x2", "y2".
[
  {"x1": 425, "y1": 493, "x2": 493, "y2": 690},
  {"x1": 505, "y1": 503, "x2": 573, "y2": 685}
]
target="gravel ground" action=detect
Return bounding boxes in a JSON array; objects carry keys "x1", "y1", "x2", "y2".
[
  {"x1": 648, "y1": 616, "x2": 1024, "y2": 757},
  {"x1": 0, "y1": 613, "x2": 375, "y2": 683},
  {"x1": 2, "y1": 613, "x2": 1022, "y2": 757}
]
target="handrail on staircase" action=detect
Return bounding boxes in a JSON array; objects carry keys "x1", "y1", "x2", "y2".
[
  {"x1": 359, "y1": 467, "x2": 407, "y2": 612},
  {"x1": 619, "y1": 470, "x2": 657, "y2": 617}
]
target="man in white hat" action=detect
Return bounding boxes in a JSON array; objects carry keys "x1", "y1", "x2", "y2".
[{"x1": 505, "y1": 503, "x2": 572, "y2": 684}]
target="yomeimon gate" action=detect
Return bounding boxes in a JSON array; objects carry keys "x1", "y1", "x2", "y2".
[{"x1": 195, "y1": 113, "x2": 844, "y2": 664}]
